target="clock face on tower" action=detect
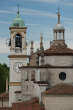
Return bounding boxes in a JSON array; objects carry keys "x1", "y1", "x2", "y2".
[{"x1": 14, "y1": 62, "x2": 24, "y2": 73}]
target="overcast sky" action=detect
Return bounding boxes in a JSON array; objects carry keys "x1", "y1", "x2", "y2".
[{"x1": 0, "y1": 0, "x2": 73, "y2": 65}]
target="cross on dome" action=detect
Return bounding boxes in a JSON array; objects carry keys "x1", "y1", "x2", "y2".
[
  {"x1": 17, "y1": 4, "x2": 20, "y2": 16},
  {"x1": 57, "y1": 8, "x2": 61, "y2": 24}
]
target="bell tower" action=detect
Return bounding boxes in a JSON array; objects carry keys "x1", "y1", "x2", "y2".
[
  {"x1": 9, "y1": 8, "x2": 27, "y2": 55},
  {"x1": 8, "y1": 8, "x2": 28, "y2": 107}
]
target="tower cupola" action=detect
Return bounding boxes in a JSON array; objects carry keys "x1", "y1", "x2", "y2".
[
  {"x1": 11, "y1": 8, "x2": 25, "y2": 28},
  {"x1": 9, "y1": 8, "x2": 27, "y2": 55}
]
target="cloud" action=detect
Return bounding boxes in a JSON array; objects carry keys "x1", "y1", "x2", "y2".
[
  {"x1": 13, "y1": 0, "x2": 59, "y2": 3},
  {"x1": 0, "y1": 10, "x2": 15, "y2": 14},
  {"x1": 21, "y1": 8, "x2": 56, "y2": 18},
  {"x1": 0, "y1": 21, "x2": 10, "y2": 24},
  {"x1": 31, "y1": 0, "x2": 59, "y2": 3},
  {"x1": 63, "y1": 1, "x2": 73, "y2": 7},
  {"x1": 27, "y1": 40, "x2": 50, "y2": 55},
  {"x1": 39, "y1": 0, "x2": 58, "y2": 3},
  {"x1": 0, "y1": 8, "x2": 56, "y2": 19},
  {"x1": 0, "y1": 37, "x2": 50, "y2": 54},
  {"x1": 0, "y1": 38, "x2": 9, "y2": 54},
  {"x1": 26, "y1": 24, "x2": 40, "y2": 27}
]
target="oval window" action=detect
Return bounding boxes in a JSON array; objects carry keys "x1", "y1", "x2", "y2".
[{"x1": 59, "y1": 72, "x2": 66, "y2": 80}]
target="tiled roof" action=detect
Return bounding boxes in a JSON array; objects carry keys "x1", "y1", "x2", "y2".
[
  {"x1": 0, "y1": 108, "x2": 12, "y2": 110},
  {"x1": 38, "y1": 46, "x2": 73, "y2": 56},
  {"x1": 43, "y1": 83, "x2": 73, "y2": 95},
  {"x1": 12, "y1": 98, "x2": 44, "y2": 110},
  {"x1": 0, "y1": 98, "x2": 44, "y2": 110},
  {"x1": 12, "y1": 103, "x2": 44, "y2": 110}
]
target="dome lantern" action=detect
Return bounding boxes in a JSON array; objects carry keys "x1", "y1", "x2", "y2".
[{"x1": 53, "y1": 9, "x2": 65, "y2": 41}]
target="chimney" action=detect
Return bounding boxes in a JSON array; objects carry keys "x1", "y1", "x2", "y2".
[{"x1": 30, "y1": 41, "x2": 34, "y2": 55}]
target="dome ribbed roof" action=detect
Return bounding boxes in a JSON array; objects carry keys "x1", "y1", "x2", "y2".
[
  {"x1": 11, "y1": 12, "x2": 25, "y2": 27},
  {"x1": 54, "y1": 24, "x2": 64, "y2": 31}
]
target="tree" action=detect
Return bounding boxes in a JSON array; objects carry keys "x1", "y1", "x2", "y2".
[{"x1": 0, "y1": 63, "x2": 9, "y2": 93}]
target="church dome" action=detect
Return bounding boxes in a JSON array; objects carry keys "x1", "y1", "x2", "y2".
[
  {"x1": 11, "y1": 11, "x2": 25, "y2": 27},
  {"x1": 53, "y1": 24, "x2": 64, "y2": 31}
]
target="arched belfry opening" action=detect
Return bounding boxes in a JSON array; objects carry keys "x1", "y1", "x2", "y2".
[{"x1": 15, "y1": 34, "x2": 22, "y2": 48}]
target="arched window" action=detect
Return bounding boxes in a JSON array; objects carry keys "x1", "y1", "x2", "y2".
[
  {"x1": 59, "y1": 72, "x2": 66, "y2": 80},
  {"x1": 15, "y1": 34, "x2": 22, "y2": 48}
]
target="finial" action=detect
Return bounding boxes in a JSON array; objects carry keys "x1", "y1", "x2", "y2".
[
  {"x1": 40, "y1": 33, "x2": 44, "y2": 50},
  {"x1": 57, "y1": 8, "x2": 61, "y2": 24},
  {"x1": 40, "y1": 33, "x2": 43, "y2": 42},
  {"x1": 17, "y1": 4, "x2": 20, "y2": 15}
]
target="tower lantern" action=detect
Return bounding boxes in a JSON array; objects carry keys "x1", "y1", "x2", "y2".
[{"x1": 50, "y1": 9, "x2": 67, "y2": 48}]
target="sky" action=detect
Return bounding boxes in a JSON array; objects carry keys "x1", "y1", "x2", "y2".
[{"x1": 0, "y1": 0, "x2": 73, "y2": 65}]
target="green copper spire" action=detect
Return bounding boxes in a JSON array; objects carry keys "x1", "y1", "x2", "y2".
[{"x1": 11, "y1": 6, "x2": 25, "y2": 27}]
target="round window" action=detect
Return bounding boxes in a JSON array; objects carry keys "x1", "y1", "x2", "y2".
[{"x1": 59, "y1": 72, "x2": 66, "y2": 80}]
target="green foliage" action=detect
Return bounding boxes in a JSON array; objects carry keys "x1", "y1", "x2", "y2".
[{"x1": 0, "y1": 63, "x2": 9, "y2": 93}]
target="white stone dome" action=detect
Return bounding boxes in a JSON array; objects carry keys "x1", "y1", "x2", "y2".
[{"x1": 54, "y1": 24, "x2": 65, "y2": 31}]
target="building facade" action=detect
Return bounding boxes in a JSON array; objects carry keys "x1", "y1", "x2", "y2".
[{"x1": 7, "y1": 8, "x2": 73, "y2": 110}]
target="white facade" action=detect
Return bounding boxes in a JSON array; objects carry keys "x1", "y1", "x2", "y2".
[
  {"x1": 42, "y1": 95, "x2": 73, "y2": 110},
  {"x1": 39, "y1": 56, "x2": 73, "y2": 66},
  {"x1": 22, "y1": 67, "x2": 73, "y2": 86}
]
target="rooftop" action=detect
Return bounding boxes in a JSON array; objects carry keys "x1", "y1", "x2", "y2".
[{"x1": 43, "y1": 83, "x2": 73, "y2": 95}]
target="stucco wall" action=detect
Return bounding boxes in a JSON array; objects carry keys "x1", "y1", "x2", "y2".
[
  {"x1": 9, "y1": 58, "x2": 27, "y2": 82},
  {"x1": 47, "y1": 68, "x2": 73, "y2": 86},
  {"x1": 39, "y1": 56, "x2": 73, "y2": 66},
  {"x1": 43, "y1": 95, "x2": 73, "y2": 110},
  {"x1": 9, "y1": 57, "x2": 27, "y2": 106},
  {"x1": 23, "y1": 68, "x2": 73, "y2": 87},
  {"x1": 9, "y1": 86, "x2": 21, "y2": 107},
  {"x1": 30, "y1": 54, "x2": 37, "y2": 66},
  {"x1": 37, "y1": 68, "x2": 73, "y2": 86}
]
